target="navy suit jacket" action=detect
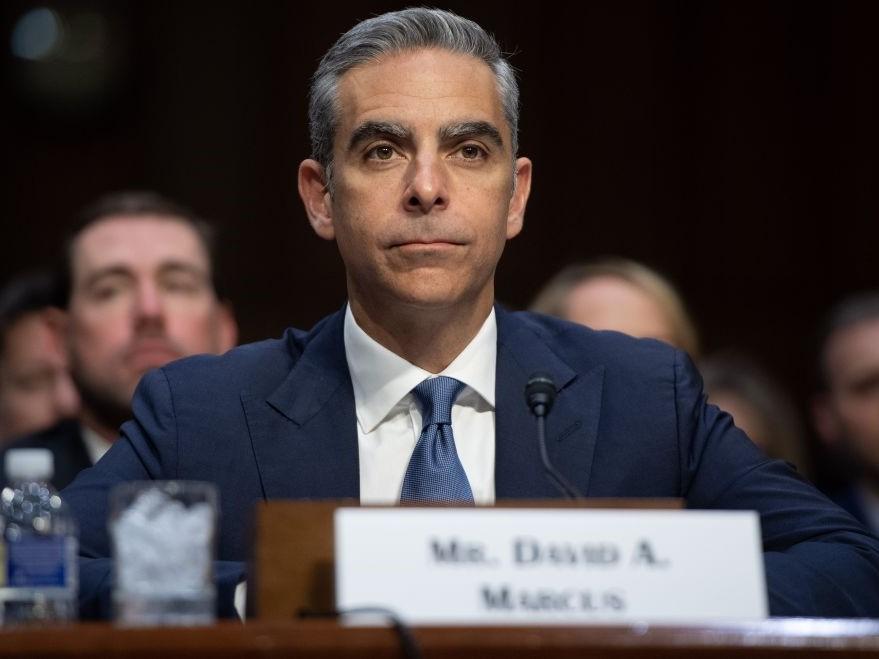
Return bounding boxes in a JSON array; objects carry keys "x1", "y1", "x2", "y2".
[{"x1": 63, "y1": 306, "x2": 879, "y2": 617}]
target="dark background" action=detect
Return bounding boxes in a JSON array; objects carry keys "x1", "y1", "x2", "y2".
[{"x1": 3, "y1": 1, "x2": 878, "y2": 475}]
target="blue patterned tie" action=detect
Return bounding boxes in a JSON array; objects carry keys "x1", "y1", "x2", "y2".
[{"x1": 400, "y1": 376, "x2": 475, "y2": 503}]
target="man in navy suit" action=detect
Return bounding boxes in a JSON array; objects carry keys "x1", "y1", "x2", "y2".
[{"x1": 65, "y1": 8, "x2": 879, "y2": 618}]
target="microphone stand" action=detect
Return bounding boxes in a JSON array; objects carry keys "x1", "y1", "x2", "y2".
[
  {"x1": 534, "y1": 402, "x2": 584, "y2": 500},
  {"x1": 526, "y1": 373, "x2": 585, "y2": 500}
]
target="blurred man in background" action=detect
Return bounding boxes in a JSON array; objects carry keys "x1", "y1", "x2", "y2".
[
  {"x1": 0, "y1": 271, "x2": 80, "y2": 443},
  {"x1": 530, "y1": 258, "x2": 700, "y2": 357},
  {"x1": 813, "y1": 292, "x2": 879, "y2": 533},
  {"x1": 0, "y1": 191, "x2": 238, "y2": 489}
]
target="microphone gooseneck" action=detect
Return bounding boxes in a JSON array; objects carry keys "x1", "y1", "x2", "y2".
[{"x1": 525, "y1": 373, "x2": 584, "y2": 500}]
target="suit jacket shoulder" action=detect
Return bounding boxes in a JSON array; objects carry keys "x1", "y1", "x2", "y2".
[
  {"x1": 160, "y1": 324, "x2": 311, "y2": 396},
  {"x1": 507, "y1": 310, "x2": 681, "y2": 402}
]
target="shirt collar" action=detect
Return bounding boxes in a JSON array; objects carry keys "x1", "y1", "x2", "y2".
[
  {"x1": 81, "y1": 424, "x2": 114, "y2": 465},
  {"x1": 343, "y1": 304, "x2": 497, "y2": 433}
]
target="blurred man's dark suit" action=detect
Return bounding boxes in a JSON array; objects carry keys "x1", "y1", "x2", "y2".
[
  {"x1": 63, "y1": 306, "x2": 879, "y2": 618},
  {"x1": 828, "y1": 486, "x2": 879, "y2": 535},
  {"x1": 1, "y1": 419, "x2": 92, "y2": 491}
]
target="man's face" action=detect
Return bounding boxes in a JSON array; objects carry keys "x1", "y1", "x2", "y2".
[
  {"x1": 67, "y1": 215, "x2": 237, "y2": 427},
  {"x1": 300, "y1": 48, "x2": 531, "y2": 315},
  {"x1": 0, "y1": 312, "x2": 80, "y2": 442},
  {"x1": 816, "y1": 318, "x2": 879, "y2": 475}
]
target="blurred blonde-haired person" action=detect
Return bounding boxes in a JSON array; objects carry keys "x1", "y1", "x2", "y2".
[{"x1": 530, "y1": 258, "x2": 699, "y2": 357}]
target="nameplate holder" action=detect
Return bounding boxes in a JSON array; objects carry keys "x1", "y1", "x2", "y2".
[{"x1": 334, "y1": 508, "x2": 767, "y2": 625}]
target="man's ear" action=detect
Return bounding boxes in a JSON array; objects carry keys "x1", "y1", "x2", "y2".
[
  {"x1": 298, "y1": 159, "x2": 335, "y2": 240},
  {"x1": 214, "y1": 301, "x2": 239, "y2": 353},
  {"x1": 41, "y1": 307, "x2": 69, "y2": 348},
  {"x1": 812, "y1": 393, "x2": 841, "y2": 446},
  {"x1": 41, "y1": 307, "x2": 75, "y2": 365},
  {"x1": 506, "y1": 157, "x2": 532, "y2": 240}
]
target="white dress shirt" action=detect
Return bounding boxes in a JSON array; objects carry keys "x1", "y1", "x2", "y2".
[
  {"x1": 81, "y1": 425, "x2": 113, "y2": 465},
  {"x1": 344, "y1": 304, "x2": 496, "y2": 504}
]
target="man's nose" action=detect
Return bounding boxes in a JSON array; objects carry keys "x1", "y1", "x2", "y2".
[
  {"x1": 133, "y1": 282, "x2": 165, "y2": 325},
  {"x1": 403, "y1": 155, "x2": 449, "y2": 214}
]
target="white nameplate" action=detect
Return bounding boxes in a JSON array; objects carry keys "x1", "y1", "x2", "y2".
[{"x1": 335, "y1": 508, "x2": 766, "y2": 625}]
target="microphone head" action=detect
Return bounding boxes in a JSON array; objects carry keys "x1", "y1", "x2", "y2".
[{"x1": 525, "y1": 373, "x2": 557, "y2": 417}]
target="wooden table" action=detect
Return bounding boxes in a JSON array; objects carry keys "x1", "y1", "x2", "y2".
[{"x1": 1, "y1": 619, "x2": 878, "y2": 658}]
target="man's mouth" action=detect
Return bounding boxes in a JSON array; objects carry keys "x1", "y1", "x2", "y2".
[
  {"x1": 125, "y1": 340, "x2": 183, "y2": 369},
  {"x1": 390, "y1": 239, "x2": 465, "y2": 249}
]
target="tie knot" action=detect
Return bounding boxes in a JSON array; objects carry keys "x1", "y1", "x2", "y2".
[{"x1": 413, "y1": 376, "x2": 465, "y2": 428}]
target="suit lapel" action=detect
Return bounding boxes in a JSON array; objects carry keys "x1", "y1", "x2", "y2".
[
  {"x1": 242, "y1": 310, "x2": 360, "y2": 501},
  {"x1": 494, "y1": 308, "x2": 604, "y2": 499},
  {"x1": 240, "y1": 306, "x2": 604, "y2": 503}
]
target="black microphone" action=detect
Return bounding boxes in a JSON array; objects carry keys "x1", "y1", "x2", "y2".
[{"x1": 525, "y1": 373, "x2": 584, "y2": 500}]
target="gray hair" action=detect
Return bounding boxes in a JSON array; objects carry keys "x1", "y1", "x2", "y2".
[{"x1": 308, "y1": 8, "x2": 519, "y2": 184}]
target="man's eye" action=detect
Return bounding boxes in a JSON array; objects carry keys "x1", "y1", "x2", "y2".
[
  {"x1": 14, "y1": 371, "x2": 52, "y2": 392},
  {"x1": 368, "y1": 145, "x2": 398, "y2": 161},
  {"x1": 849, "y1": 373, "x2": 879, "y2": 398},
  {"x1": 458, "y1": 144, "x2": 486, "y2": 160},
  {"x1": 163, "y1": 277, "x2": 201, "y2": 294},
  {"x1": 91, "y1": 283, "x2": 123, "y2": 301}
]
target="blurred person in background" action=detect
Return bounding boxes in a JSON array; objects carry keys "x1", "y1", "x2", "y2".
[
  {"x1": 530, "y1": 258, "x2": 700, "y2": 357},
  {"x1": 812, "y1": 292, "x2": 879, "y2": 533},
  {"x1": 701, "y1": 351, "x2": 811, "y2": 479},
  {"x1": 0, "y1": 271, "x2": 80, "y2": 443},
  {"x1": 0, "y1": 191, "x2": 238, "y2": 489}
]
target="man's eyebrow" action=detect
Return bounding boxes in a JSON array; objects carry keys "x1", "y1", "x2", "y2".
[
  {"x1": 157, "y1": 260, "x2": 209, "y2": 278},
  {"x1": 439, "y1": 121, "x2": 504, "y2": 148},
  {"x1": 348, "y1": 121, "x2": 411, "y2": 151},
  {"x1": 81, "y1": 265, "x2": 133, "y2": 289},
  {"x1": 81, "y1": 261, "x2": 208, "y2": 289}
]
